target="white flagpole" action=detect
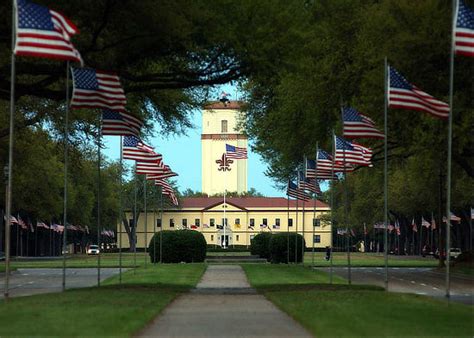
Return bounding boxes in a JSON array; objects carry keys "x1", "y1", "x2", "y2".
[
  {"x1": 133, "y1": 167, "x2": 137, "y2": 273},
  {"x1": 4, "y1": 0, "x2": 17, "y2": 301},
  {"x1": 301, "y1": 167, "x2": 306, "y2": 265},
  {"x1": 330, "y1": 131, "x2": 336, "y2": 283},
  {"x1": 62, "y1": 61, "x2": 70, "y2": 292},
  {"x1": 223, "y1": 156, "x2": 226, "y2": 249},
  {"x1": 445, "y1": 0, "x2": 458, "y2": 299},
  {"x1": 119, "y1": 136, "x2": 123, "y2": 283},
  {"x1": 144, "y1": 178, "x2": 148, "y2": 268},
  {"x1": 96, "y1": 117, "x2": 102, "y2": 286},
  {"x1": 383, "y1": 56, "x2": 389, "y2": 291},
  {"x1": 286, "y1": 184, "x2": 290, "y2": 264}
]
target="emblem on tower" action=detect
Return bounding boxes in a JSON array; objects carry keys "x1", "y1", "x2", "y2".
[{"x1": 216, "y1": 153, "x2": 233, "y2": 171}]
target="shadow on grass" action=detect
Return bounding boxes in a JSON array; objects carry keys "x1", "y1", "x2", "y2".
[{"x1": 255, "y1": 283, "x2": 384, "y2": 293}]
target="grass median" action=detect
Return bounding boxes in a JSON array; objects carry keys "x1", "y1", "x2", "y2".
[
  {"x1": 242, "y1": 264, "x2": 473, "y2": 337},
  {"x1": 304, "y1": 251, "x2": 438, "y2": 267},
  {"x1": 0, "y1": 263, "x2": 206, "y2": 337}
]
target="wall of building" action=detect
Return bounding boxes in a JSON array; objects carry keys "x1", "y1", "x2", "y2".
[
  {"x1": 119, "y1": 208, "x2": 332, "y2": 249},
  {"x1": 201, "y1": 107, "x2": 248, "y2": 195}
]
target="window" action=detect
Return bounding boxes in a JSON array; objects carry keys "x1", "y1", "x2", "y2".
[
  {"x1": 156, "y1": 219, "x2": 162, "y2": 228},
  {"x1": 313, "y1": 218, "x2": 321, "y2": 227},
  {"x1": 314, "y1": 235, "x2": 321, "y2": 243},
  {"x1": 250, "y1": 218, "x2": 255, "y2": 227},
  {"x1": 195, "y1": 219, "x2": 200, "y2": 227},
  {"x1": 221, "y1": 120, "x2": 228, "y2": 133},
  {"x1": 275, "y1": 219, "x2": 280, "y2": 226},
  {"x1": 235, "y1": 218, "x2": 240, "y2": 225},
  {"x1": 169, "y1": 219, "x2": 175, "y2": 228},
  {"x1": 288, "y1": 218, "x2": 293, "y2": 227},
  {"x1": 210, "y1": 218, "x2": 215, "y2": 227},
  {"x1": 236, "y1": 235, "x2": 240, "y2": 241},
  {"x1": 182, "y1": 219, "x2": 187, "y2": 228},
  {"x1": 262, "y1": 218, "x2": 268, "y2": 226},
  {"x1": 211, "y1": 235, "x2": 214, "y2": 241}
]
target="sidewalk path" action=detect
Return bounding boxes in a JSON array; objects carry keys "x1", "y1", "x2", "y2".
[{"x1": 140, "y1": 265, "x2": 312, "y2": 337}]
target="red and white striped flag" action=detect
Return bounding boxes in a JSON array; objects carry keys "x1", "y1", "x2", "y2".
[
  {"x1": 101, "y1": 110, "x2": 142, "y2": 137},
  {"x1": 14, "y1": 0, "x2": 83, "y2": 65},
  {"x1": 454, "y1": 0, "x2": 474, "y2": 57},
  {"x1": 71, "y1": 68, "x2": 127, "y2": 111},
  {"x1": 342, "y1": 107, "x2": 384, "y2": 139},
  {"x1": 388, "y1": 66, "x2": 449, "y2": 119}
]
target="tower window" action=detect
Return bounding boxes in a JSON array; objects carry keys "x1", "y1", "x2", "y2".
[{"x1": 221, "y1": 120, "x2": 228, "y2": 133}]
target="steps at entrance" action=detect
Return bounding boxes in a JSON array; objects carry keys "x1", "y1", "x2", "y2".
[{"x1": 205, "y1": 255, "x2": 267, "y2": 263}]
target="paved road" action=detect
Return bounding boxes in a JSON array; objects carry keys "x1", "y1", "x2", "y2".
[
  {"x1": 140, "y1": 265, "x2": 312, "y2": 338},
  {"x1": 0, "y1": 268, "x2": 123, "y2": 298},
  {"x1": 320, "y1": 267, "x2": 473, "y2": 305}
]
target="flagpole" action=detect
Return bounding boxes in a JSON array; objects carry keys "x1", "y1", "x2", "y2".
[
  {"x1": 97, "y1": 117, "x2": 102, "y2": 287},
  {"x1": 383, "y1": 56, "x2": 389, "y2": 291},
  {"x1": 470, "y1": 207, "x2": 472, "y2": 252},
  {"x1": 295, "y1": 188, "x2": 299, "y2": 264},
  {"x1": 445, "y1": 0, "x2": 457, "y2": 299},
  {"x1": 223, "y1": 160, "x2": 226, "y2": 249},
  {"x1": 287, "y1": 186, "x2": 290, "y2": 264},
  {"x1": 152, "y1": 186, "x2": 157, "y2": 264},
  {"x1": 4, "y1": 0, "x2": 17, "y2": 300},
  {"x1": 62, "y1": 61, "x2": 70, "y2": 292},
  {"x1": 312, "y1": 145, "x2": 318, "y2": 268},
  {"x1": 330, "y1": 131, "x2": 336, "y2": 284},
  {"x1": 144, "y1": 178, "x2": 148, "y2": 269},
  {"x1": 159, "y1": 188, "x2": 163, "y2": 263},
  {"x1": 133, "y1": 168, "x2": 137, "y2": 273},
  {"x1": 301, "y1": 165, "x2": 306, "y2": 266},
  {"x1": 339, "y1": 110, "x2": 351, "y2": 285},
  {"x1": 119, "y1": 136, "x2": 123, "y2": 283}
]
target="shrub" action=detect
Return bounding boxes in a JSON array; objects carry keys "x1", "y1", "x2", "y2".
[
  {"x1": 250, "y1": 232, "x2": 273, "y2": 260},
  {"x1": 269, "y1": 233, "x2": 305, "y2": 264},
  {"x1": 148, "y1": 230, "x2": 207, "y2": 263}
]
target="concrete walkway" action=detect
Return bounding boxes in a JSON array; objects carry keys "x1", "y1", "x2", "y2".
[{"x1": 140, "y1": 265, "x2": 312, "y2": 337}]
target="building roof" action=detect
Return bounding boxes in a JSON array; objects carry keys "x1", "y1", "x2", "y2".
[
  {"x1": 204, "y1": 101, "x2": 245, "y2": 110},
  {"x1": 177, "y1": 197, "x2": 329, "y2": 210}
]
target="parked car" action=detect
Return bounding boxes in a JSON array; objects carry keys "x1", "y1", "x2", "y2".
[
  {"x1": 87, "y1": 245, "x2": 100, "y2": 255},
  {"x1": 449, "y1": 248, "x2": 462, "y2": 259}
]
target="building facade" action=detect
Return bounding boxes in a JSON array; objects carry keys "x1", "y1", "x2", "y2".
[{"x1": 119, "y1": 101, "x2": 332, "y2": 249}]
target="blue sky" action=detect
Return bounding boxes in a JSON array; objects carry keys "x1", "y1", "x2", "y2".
[{"x1": 102, "y1": 90, "x2": 284, "y2": 197}]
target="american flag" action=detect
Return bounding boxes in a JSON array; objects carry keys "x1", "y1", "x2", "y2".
[
  {"x1": 317, "y1": 150, "x2": 355, "y2": 173},
  {"x1": 352, "y1": 142, "x2": 373, "y2": 164},
  {"x1": 342, "y1": 107, "x2": 384, "y2": 139},
  {"x1": 412, "y1": 218, "x2": 418, "y2": 233},
  {"x1": 36, "y1": 221, "x2": 49, "y2": 229},
  {"x1": 395, "y1": 221, "x2": 401, "y2": 236},
  {"x1": 225, "y1": 144, "x2": 248, "y2": 159},
  {"x1": 421, "y1": 217, "x2": 431, "y2": 228},
  {"x1": 471, "y1": 207, "x2": 474, "y2": 220},
  {"x1": 337, "y1": 228, "x2": 347, "y2": 235},
  {"x1": 388, "y1": 66, "x2": 449, "y2": 119},
  {"x1": 147, "y1": 171, "x2": 178, "y2": 180},
  {"x1": 162, "y1": 190, "x2": 178, "y2": 206},
  {"x1": 306, "y1": 159, "x2": 338, "y2": 180},
  {"x1": 373, "y1": 222, "x2": 386, "y2": 229},
  {"x1": 454, "y1": 0, "x2": 474, "y2": 57},
  {"x1": 388, "y1": 224, "x2": 394, "y2": 232},
  {"x1": 14, "y1": 0, "x2": 82, "y2": 64},
  {"x1": 431, "y1": 215, "x2": 437, "y2": 230},
  {"x1": 9, "y1": 215, "x2": 19, "y2": 224},
  {"x1": 443, "y1": 212, "x2": 461, "y2": 223},
  {"x1": 136, "y1": 161, "x2": 165, "y2": 175},
  {"x1": 334, "y1": 136, "x2": 372, "y2": 166},
  {"x1": 101, "y1": 110, "x2": 142, "y2": 137},
  {"x1": 298, "y1": 171, "x2": 321, "y2": 194},
  {"x1": 287, "y1": 180, "x2": 310, "y2": 201},
  {"x1": 71, "y1": 68, "x2": 127, "y2": 111},
  {"x1": 18, "y1": 217, "x2": 28, "y2": 230},
  {"x1": 123, "y1": 136, "x2": 161, "y2": 162},
  {"x1": 155, "y1": 179, "x2": 174, "y2": 193}
]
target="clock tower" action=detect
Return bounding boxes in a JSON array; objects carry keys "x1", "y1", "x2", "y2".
[{"x1": 201, "y1": 101, "x2": 248, "y2": 195}]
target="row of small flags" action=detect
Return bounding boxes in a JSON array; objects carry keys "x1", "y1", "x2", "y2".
[
  {"x1": 7, "y1": 216, "x2": 93, "y2": 234},
  {"x1": 12, "y1": 0, "x2": 180, "y2": 208},
  {"x1": 286, "y1": 0, "x2": 473, "y2": 205}
]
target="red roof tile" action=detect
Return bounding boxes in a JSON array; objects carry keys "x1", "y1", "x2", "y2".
[
  {"x1": 179, "y1": 197, "x2": 329, "y2": 210},
  {"x1": 203, "y1": 101, "x2": 244, "y2": 110}
]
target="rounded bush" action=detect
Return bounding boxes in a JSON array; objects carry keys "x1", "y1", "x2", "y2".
[
  {"x1": 148, "y1": 230, "x2": 207, "y2": 263},
  {"x1": 269, "y1": 233, "x2": 305, "y2": 264},
  {"x1": 250, "y1": 232, "x2": 273, "y2": 260}
]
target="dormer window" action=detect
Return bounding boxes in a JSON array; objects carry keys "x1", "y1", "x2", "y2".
[{"x1": 221, "y1": 120, "x2": 228, "y2": 133}]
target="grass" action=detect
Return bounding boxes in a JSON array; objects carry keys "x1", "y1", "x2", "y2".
[
  {"x1": 265, "y1": 290, "x2": 473, "y2": 337},
  {"x1": 243, "y1": 264, "x2": 473, "y2": 337},
  {"x1": 304, "y1": 251, "x2": 439, "y2": 267},
  {"x1": 0, "y1": 263, "x2": 206, "y2": 337}
]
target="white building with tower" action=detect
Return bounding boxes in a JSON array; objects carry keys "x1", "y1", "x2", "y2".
[{"x1": 119, "y1": 101, "x2": 331, "y2": 249}]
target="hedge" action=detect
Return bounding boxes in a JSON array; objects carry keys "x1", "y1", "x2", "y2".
[
  {"x1": 148, "y1": 230, "x2": 207, "y2": 263},
  {"x1": 250, "y1": 232, "x2": 272, "y2": 260},
  {"x1": 269, "y1": 233, "x2": 305, "y2": 264}
]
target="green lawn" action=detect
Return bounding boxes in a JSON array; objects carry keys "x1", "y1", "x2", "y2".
[
  {"x1": 265, "y1": 290, "x2": 473, "y2": 337},
  {"x1": 1, "y1": 252, "x2": 149, "y2": 270},
  {"x1": 0, "y1": 263, "x2": 206, "y2": 337},
  {"x1": 243, "y1": 264, "x2": 473, "y2": 337},
  {"x1": 305, "y1": 252, "x2": 438, "y2": 267}
]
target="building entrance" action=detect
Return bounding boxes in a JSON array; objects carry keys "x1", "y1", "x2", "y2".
[{"x1": 220, "y1": 235, "x2": 229, "y2": 248}]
